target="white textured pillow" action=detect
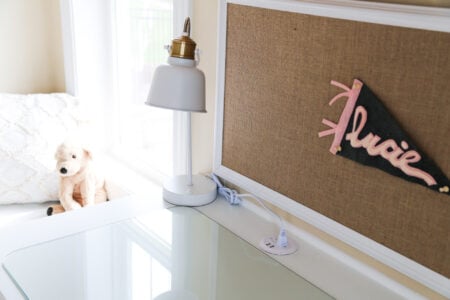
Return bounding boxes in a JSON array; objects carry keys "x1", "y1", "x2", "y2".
[{"x1": 0, "y1": 93, "x2": 82, "y2": 204}]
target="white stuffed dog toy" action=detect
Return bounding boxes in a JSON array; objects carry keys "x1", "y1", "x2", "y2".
[{"x1": 47, "y1": 141, "x2": 108, "y2": 216}]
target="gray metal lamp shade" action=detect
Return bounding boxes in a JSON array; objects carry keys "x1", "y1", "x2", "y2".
[
  {"x1": 146, "y1": 17, "x2": 206, "y2": 113},
  {"x1": 146, "y1": 61, "x2": 206, "y2": 112}
]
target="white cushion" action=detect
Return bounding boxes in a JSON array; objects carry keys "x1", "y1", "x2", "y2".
[{"x1": 0, "y1": 93, "x2": 81, "y2": 204}]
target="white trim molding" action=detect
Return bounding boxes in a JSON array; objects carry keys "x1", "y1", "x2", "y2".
[
  {"x1": 59, "y1": 0, "x2": 77, "y2": 96},
  {"x1": 213, "y1": 0, "x2": 450, "y2": 297}
]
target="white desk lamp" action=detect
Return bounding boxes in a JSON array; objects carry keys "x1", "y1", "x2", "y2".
[{"x1": 146, "y1": 17, "x2": 217, "y2": 206}]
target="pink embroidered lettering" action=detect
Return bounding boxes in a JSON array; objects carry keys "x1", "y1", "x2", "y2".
[
  {"x1": 346, "y1": 106, "x2": 437, "y2": 186},
  {"x1": 318, "y1": 79, "x2": 362, "y2": 154}
]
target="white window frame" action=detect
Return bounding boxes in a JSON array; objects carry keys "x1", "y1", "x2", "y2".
[{"x1": 59, "y1": 0, "x2": 192, "y2": 182}]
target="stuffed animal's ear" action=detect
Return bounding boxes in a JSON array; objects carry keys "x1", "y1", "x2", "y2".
[
  {"x1": 54, "y1": 143, "x2": 63, "y2": 160},
  {"x1": 81, "y1": 138, "x2": 99, "y2": 160},
  {"x1": 84, "y1": 148, "x2": 93, "y2": 160}
]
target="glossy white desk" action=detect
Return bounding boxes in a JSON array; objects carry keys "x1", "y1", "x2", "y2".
[{"x1": 2, "y1": 206, "x2": 332, "y2": 300}]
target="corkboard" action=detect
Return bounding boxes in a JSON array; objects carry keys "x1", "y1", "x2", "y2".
[{"x1": 222, "y1": 4, "x2": 450, "y2": 277}]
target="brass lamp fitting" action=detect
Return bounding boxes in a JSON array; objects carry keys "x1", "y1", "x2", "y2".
[{"x1": 170, "y1": 17, "x2": 196, "y2": 60}]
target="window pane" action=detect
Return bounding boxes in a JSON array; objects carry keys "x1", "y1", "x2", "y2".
[{"x1": 114, "y1": 0, "x2": 174, "y2": 177}]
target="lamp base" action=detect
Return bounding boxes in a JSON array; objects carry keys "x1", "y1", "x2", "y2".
[{"x1": 163, "y1": 174, "x2": 217, "y2": 206}]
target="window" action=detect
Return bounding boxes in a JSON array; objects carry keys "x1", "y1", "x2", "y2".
[
  {"x1": 112, "y1": 0, "x2": 175, "y2": 180},
  {"x1": 61, "y1": 0, "x2": 191, "y2": 183}
]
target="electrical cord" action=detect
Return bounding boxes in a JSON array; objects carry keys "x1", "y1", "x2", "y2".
[
  {"x1": 211, "y1": 174, "x2": 289, "y2": 248},
  {"x1": 212, "y1": 173, "x2": 242, "y2": 205}
]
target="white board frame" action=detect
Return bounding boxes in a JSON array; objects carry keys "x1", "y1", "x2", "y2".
[{"x1": 213, "y1": 0, "x2": 450, "y2": 297}]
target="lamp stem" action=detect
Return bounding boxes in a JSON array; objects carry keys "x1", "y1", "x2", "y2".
[{"x1": 187, "y1": 111, "x2": 193, "y2": 186}]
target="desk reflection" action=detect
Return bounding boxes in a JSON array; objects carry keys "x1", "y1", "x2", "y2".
[{"x1": 3, "y1": 207, "x2": 332, "y2": 300}]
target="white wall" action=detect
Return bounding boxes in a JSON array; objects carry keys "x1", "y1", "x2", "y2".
[
  {"x1": 191, "y1": 0, "x2": 219, "y2": 175},
  {"x1": 0, "y1": 0, "x2": 65, "y2": 93}
]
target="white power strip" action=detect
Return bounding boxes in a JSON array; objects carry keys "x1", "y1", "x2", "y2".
[{"x1": 260, "y1": 236, "x2": 297, "y2": 255}]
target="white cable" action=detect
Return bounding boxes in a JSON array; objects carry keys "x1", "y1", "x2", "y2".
[
  {"x1": 211, "y1": 174, "x2": 295, "y2": 252},
  {"x1": 211, "y1": 173, "x2": 241, "y2": 205},
  {"x1": 238, "y1": 193, "x2": 285, "y2": 230}
]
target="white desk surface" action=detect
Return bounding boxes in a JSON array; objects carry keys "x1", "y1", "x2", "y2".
[
  {"x1": 0, "y1": 195, "x2": 424, "y2": 299},
  {"x1": 2, "y1": 205, "x2": 332, "y2": 300}
]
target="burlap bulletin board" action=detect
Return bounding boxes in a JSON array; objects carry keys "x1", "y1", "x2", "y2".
[{"x1": 221, "y1": 4, "x2": 450, "y2": 277}]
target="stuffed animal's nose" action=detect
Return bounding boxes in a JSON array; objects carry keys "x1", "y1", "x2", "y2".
[{"x1": 60, "y1": 167, "x2": 67, "y2": 174}]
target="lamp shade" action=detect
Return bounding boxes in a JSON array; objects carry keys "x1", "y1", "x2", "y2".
[{"x1": 146, "y1": 59, "x2": 206, "y2": 113}]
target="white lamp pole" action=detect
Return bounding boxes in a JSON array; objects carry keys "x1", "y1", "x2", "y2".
[{"x1": 186, "y1": 111, "x2": 193, "y2": 186}]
